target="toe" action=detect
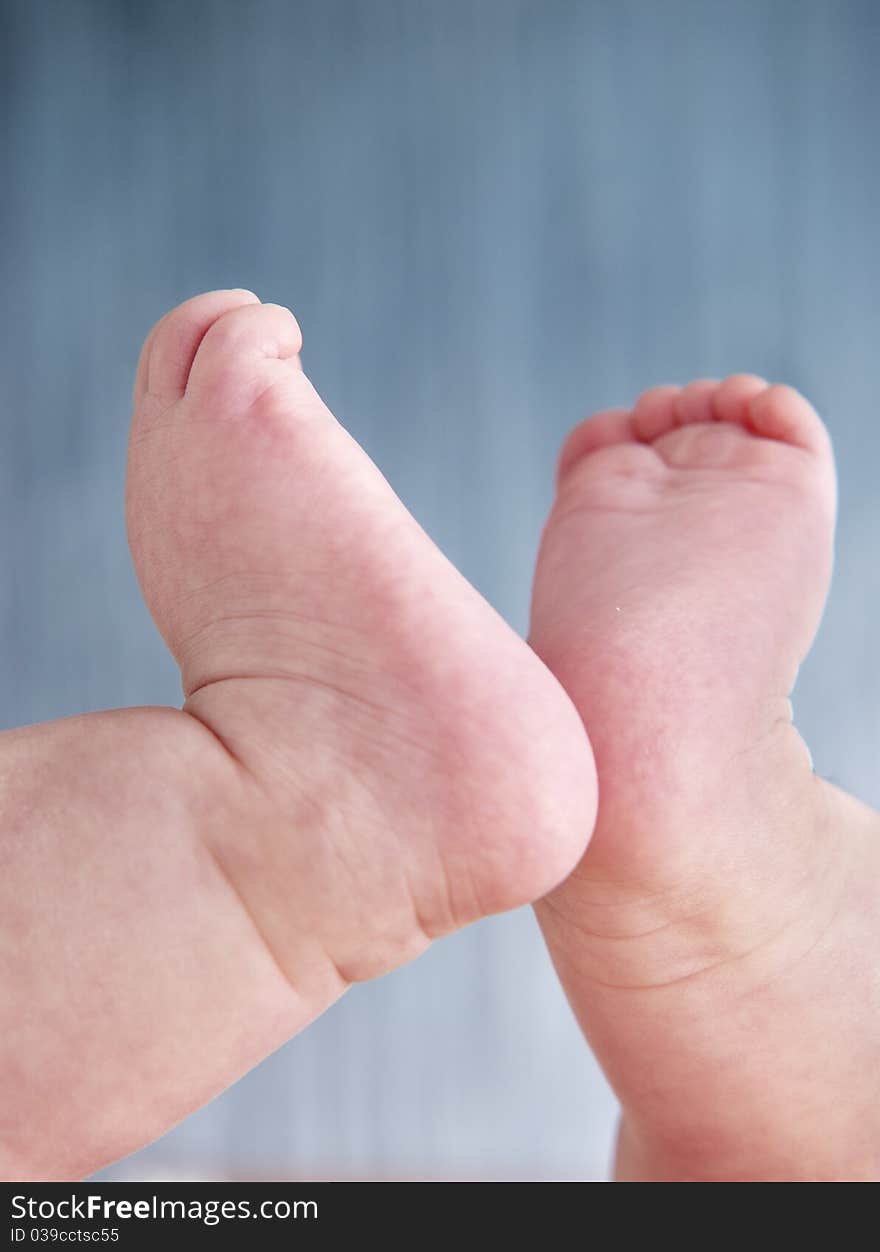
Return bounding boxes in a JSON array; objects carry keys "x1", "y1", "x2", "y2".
[
  {"x1": 672, "y1": 379, "x2": 719, "y2": 426},
  {"x1": 710, "y1": 373, "x2": 768, "y2": 425},
  {"x1": 711, "y1": 375, "x2": 830, "y2": 456},
  {"x1": 134, "y1": 290, "x2": 260, "y2": 411},
  {"x1": 186, "y1": 302, "x2": 304, "y2": 405},
  {"x1": 556, "y1": 408, "x2": 637, "y2": 485},
  {"x1": 747, "y1": 384, "x2": 831, "y2": 455},
  {"x1": 631, "y1": 385, "x2": 681, "y2": 441}
]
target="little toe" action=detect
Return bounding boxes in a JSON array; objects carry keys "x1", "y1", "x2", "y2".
[
  {"x1": 748, "y1": 384, "x2": 832, "y2": 455},
  {"x1": 672, "y1": 379, "x2": 719, "y2": 426},
  {"x1": 556, "y1": 408, "x2": 637, "y2": 485},
  {"x1": 186, "y1": 301, "x2": 304, "y2": 405},
  {"x1": 135, "y1": 290, "x2": 260, "y2": 411},
  {"x1": 710, "y1": 373, "x2": 768, "y2": 426},
  {"x1": 632, "y1": 385, "x2": 681, "y2": 442}
]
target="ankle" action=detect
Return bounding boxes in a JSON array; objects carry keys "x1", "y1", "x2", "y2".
[{"x1": 615, "y1": 1113, "x2": 880, "y2": 1181}]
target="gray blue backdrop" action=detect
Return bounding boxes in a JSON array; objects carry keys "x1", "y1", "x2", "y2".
[{"x1": 1, "y1": 0, "x2": 876, "y2": 1180}]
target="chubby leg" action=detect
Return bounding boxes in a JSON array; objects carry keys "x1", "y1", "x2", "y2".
[{"x1": 1, "y1": 291, "x2": 596, "y2": 1179}]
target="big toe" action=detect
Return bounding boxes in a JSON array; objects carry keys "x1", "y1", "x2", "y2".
[
  {"x1": 185, "y1": 300, "x2": 304, "y2": 407},
  {"x1": 133, "y1": 289, "x2": 261, "y2": 413}
]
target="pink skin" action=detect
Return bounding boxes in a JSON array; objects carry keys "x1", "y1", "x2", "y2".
[
  {"x1": 530, "y1": 376, "x2": 880, "y2": 1180},
  {"x1": 1, "y1": 290, "x2": 595, "y2": 1180}
]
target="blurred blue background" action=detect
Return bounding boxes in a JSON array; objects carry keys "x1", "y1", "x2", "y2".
[{"x1": 1, "y1": 0, "x2": 877, "y2": 1180}]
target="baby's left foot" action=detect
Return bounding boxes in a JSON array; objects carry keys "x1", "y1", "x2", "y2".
[
  {"x1": 4, "y1": 295, "x2": 597, "y2": 1182},
  {"x1": 129, "y1": 291, "x2": 594, "y2": 994},
  {"x1": 529, "y1": 377, "x2": 880, "y2": 1180}
]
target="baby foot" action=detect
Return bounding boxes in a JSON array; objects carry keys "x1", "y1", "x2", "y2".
[
  {"x1": 529, "y1": 376, "x2": 880, "y2": 1180},
  {"x1": 128, "y1": 291, "x2": 594, "y2": 1004}
]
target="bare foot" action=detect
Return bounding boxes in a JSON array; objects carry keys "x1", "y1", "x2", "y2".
[
  {"x1": 128, "y1": 290, "x2": 595, "y2": 993},
  {"x1": 529, "y1": 376, "x2": 880, "y2": 1180}
]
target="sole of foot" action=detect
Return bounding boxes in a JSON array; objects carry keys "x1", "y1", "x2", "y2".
[{"x1": 529, "y1": 375, "x2": 880, "y2": 1179}]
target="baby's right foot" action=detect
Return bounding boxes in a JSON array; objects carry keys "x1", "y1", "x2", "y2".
[
  {"x1": 529, "y1": 377, "x2": 880, "y2": 1180},
  {"x1": 128, "y1": 291, "x2": 594, "y2": 999}
]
